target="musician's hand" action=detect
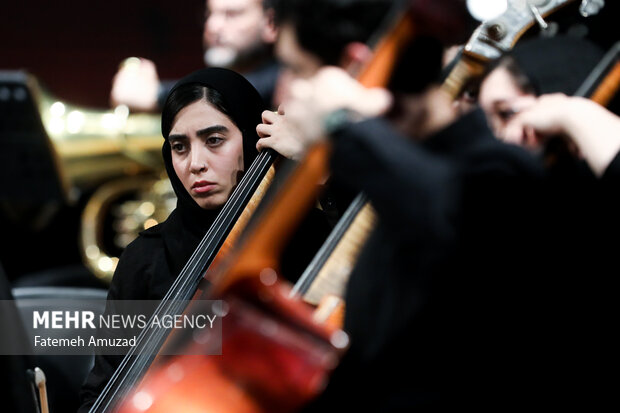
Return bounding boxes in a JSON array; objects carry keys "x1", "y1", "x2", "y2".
[
  {"x1": 506, "y1": 94, "x2": 620, "y2": 176},
  {"x1": 504, "y1": 94, "x2": 572, "y2": 144},
  {"x1": 256, "y1": 105, "x2": 306, "y2": 160},
  {"x1": 284, "y1": 66, "x2": 392, "y2": 147},
  {"x1": 110, "y1": 57, "x2": 160, "y2": 112}
]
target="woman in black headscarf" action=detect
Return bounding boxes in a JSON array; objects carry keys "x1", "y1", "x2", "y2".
[
  {"x1": 154, "y1": 67, "x2": 269, "y2": 292},
  {"x1": 79, "y1": 67, "x2": 330, "y2": 411},
  {"x1": 477, "y1": 35, "x2": 608, "y2": 146}
]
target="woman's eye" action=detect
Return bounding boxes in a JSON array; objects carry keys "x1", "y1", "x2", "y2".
[
  {"x1": 207, "y1": 136, "x2": 224, "y2": 146},
  {"x1": 171, "y1": 142, "x2": 186, "y2": 152},
  {"x1": 497, "y1": 108, "x2": 516, "y2": 122}
]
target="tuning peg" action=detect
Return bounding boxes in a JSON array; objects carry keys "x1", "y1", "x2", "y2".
[
  {"x1": 528, "y1": 3, "x2": 549, "y2": 30},
  {"x1": 580, "y1": 0, "x2": 604, "y2": 17}
]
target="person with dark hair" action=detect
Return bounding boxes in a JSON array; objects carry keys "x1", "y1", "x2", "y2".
[
  {"x1": 78, "y1": 67, "x2": 330, "y2": 412},
  {"x1": 477, "y1": 38, "x2": 620, "y2": 408},
  {"x1": 265, "y1": 0, "x2": 568, "y2": 409},
  {"x1": 254, "y1": 0, "x2": 394, "y2": 223},
  {"x1": 478, "y1": 35, "x2": 607, "y2": 146},
  {"x1": 272, "y1": 0, "x2": 391, "y2": 68},
  {"x1": 504, "y1": 93, "x2": 620, "y2": 177}
]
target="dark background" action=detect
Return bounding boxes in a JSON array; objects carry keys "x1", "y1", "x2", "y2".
[
  {"x1": 2, "y1": 0, "x2": 206, "y2": 108},
  {"x1": 1, "y1": 1, "x2": 207, "y2": 281}
]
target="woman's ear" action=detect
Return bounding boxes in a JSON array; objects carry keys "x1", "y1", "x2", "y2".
[{"x1": 339, "y1": 42, "x2": 373, "y2": 73}]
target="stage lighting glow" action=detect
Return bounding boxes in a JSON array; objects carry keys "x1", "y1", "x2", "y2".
[{"x1": 467, "y1": 0, "x2": 508, "y2": 21}]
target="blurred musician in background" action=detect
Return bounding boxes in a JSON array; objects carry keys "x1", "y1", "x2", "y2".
[
  {"x1": 504, "y1": 93, "x2": 620, "y2": 177},
  {"x1": 475, "y1": 33, "x2": 620, "y2": 409},
  {"x1": 267, "y1": 0, "x2": 501, "y2": 409},
  {"x1": 270, "y1": 0, "x2": 618, "y2": 409},
  {"x1": 477, "y1": 35, "x2": 609, "y2": 146},
  {"x1": 254, "y1": 0, "x2": 397, "y2": 221},
  {"x1": 476, "y1": 34, "x2": 620, "y2": 182},
  {"x1": 110, "y1": 0, "x2": 280, "y2": 111}
]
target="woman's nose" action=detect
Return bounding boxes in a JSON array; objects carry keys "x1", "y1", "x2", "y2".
[{"x1": 189, "y1": 150, "x2": 208, "y2": 174}]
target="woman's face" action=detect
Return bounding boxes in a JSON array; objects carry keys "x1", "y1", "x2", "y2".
[
  {"x1": 168, "y1": 99, "x2": 244, "y2": 209},
  {"x1": 478, "y1": 66, "x2": 535, "y2": 142}
]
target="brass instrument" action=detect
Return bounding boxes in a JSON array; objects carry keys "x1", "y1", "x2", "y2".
[
  {"x1": 33, "y1": 75, "x2": 163, "y2": 191},
  {"x1": 80, "y1": 175, "x2": 175, "y2": 282},
  {"x1": 0, "y1": 71, "x2": 174, "y2": 282}
]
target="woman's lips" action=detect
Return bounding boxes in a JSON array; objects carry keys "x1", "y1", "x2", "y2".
[{"x1": 191, "y1": 181, "x2": 216, "y2": 194}]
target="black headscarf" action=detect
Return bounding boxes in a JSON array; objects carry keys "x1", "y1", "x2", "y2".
[
  {"x1": 508, "y1": 35, "x2": 605, "y2": 96},
  {"x1": 159, "y1": 68, "x2": 266, "y2": 276}
]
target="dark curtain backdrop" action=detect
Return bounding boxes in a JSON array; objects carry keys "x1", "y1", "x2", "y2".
[{"x1": 1, "y1": 0, "x2": 205, "y2": 108}]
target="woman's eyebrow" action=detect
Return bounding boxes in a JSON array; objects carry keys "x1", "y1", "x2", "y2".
[
  {"x1": 168, "y1": 125, "x2": 228, "y2": 142},
  {"x1": 167, "y1": 133, "x2": 187, "y2": 142},
  {"x1": 196, "y1": 125, "x2": 229, "y2": 137}
]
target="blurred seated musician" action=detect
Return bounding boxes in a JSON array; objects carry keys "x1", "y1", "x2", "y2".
[
  {"x1": 477, "y1": 35, "x2": 620, "y2": 408},
  {"x1": 255, "y1": 0, "x2": 396, "y2": 222},
  {"x1": 477, "y1": 35, "x2": 607, "y2": 148},
  {"x1": 477, "y1": 34, "x2": 620, "y2": 184},
  {"x1": 268, "y1": 0, "x2": 547, "y2": 409},
  {"x1": 504, "y1": 93, "x2": 620, "y2": 177},
  {"x1": 476, "y1": 32, "x2": 620, "y2": 176},
  {"x1": 110, "y1": 0, "x2": 279, "y2": 111}
]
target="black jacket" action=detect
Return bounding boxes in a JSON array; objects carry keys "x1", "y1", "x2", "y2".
[{"x1": 308, "y1": 110, "x2": 547, "y2": 411}]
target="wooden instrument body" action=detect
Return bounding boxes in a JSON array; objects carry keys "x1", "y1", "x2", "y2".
[{"x1": 117, "y1": 278, "x2": 343, "y2": 413}]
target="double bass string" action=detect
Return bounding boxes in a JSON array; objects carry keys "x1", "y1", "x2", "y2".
[
  {"x1": 289, "y1": 0, "x2": 414, "y2": 304},
  {"x1": 291, "y1": 192, "x2": 368, "y2": 298},
  {"x1": 574, "y1": 41, "x2": 620, "y2": 104}
]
